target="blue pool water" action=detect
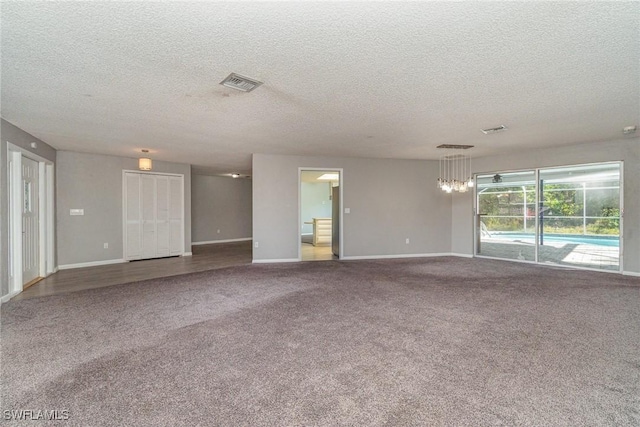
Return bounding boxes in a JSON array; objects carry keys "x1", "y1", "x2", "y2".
[{"x1": 491, "y1": 233, "x2": 619, "y2": 247}]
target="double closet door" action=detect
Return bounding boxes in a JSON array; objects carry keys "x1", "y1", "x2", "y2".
[{"x1": 124, "y1": 172, "x2": 184, "y2": 260}]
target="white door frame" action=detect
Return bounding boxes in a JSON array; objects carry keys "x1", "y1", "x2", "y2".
[
  {"x1": 298, "y1": 167, "x2": 344, "y2": 261},
  {"x1": 6, "y1": 143, "x2": 56, "y2": 300}
]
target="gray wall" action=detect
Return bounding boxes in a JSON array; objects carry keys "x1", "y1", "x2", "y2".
[
  {"x1": 191, "y1": 174, "x2": 252, "y2": 243},
  {"x1": 56, "y1": 151, "x2": 191, "y2": 266},
  {"x1": 450, "y1": 137, "x2": 640, "y2": 274},
  {"x1": 252, "y1": 154, "x2": 452, "y2": 260},
  {"x1": 1, "y1": 119, "x2": 57, "y2": 297},
  {"x1": 301, "y1": 182, "x2": 332, "y2": 234}
]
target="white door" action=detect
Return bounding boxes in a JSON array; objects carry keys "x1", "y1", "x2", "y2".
[
  {"x1": 22, "y1": 157, "x2": 39, "y2": 285},
  {"x1": 141, "y1": 174, "x2": 157, "y2": 259},
  {"x1": 156, "y1": 176, "x2": 171, "y2": 257},
  {"x1": 123, "y1": 172, "x2": 184, "y2": 260},
  {"x1": 169, "y1": 176, "x2": 183, "y2": 255},
  {"x1": 125, "y1": 173, "x2": 142, "y2": 260}
]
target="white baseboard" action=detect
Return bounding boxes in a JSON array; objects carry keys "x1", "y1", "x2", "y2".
[
  {"x1": 1, "y1": 290, "x2": 21, "y2": 304},
  {"x1": 449, "y1": 253, "x2": 474, "y2": 258},
  {"x1": 623, "y1": 271, "x2": 640, "y2": 277},
  {"x1": 252, "y1": 258, "x2": 300, "y2": 264},
  {"x1": 192, "y1": 238, "x2": 252, "y2": 245},
  {"x1": 341, "y1": 253, "x2": 465, "y2": 261},
  {"x1": 252, "y1": 253, "x2": 472, "y2": 263},
  {"x1": 58, "y1": 259, "x2": 126, "y2": 270},
  {"x1": 183, "y1": 252, "x2": 193, "y2": 257}
]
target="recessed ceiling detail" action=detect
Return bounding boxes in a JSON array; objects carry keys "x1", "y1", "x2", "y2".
[
  {"x1": 481, "y1": 125, "x2": 508, "y2": 135},
  {"x1": 437, "y1": 144, "x2": 474, "y2": 149},
  {"x1": 220, "y1": 73, "x2": 263, "y2": 92}
]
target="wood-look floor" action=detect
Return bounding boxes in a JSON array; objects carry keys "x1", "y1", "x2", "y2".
[
  {"x1": 15, "y1": 240, "x2": 339, "y2": 301},
  {"x1": 15, "y1": 241, "x2": 253, "y2": 301}
]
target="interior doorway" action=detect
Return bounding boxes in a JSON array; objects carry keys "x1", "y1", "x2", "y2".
[
  {"x1": 6, "y1": 144, "x2": 55, "y2": 300},
  {"x1": 299, "y1": 169, "x2": 342, "y2": 261}
]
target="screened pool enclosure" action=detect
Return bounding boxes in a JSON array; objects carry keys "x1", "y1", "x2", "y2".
[{"x1": 475, "y1": 162, "x2": 621, "y2": 271}]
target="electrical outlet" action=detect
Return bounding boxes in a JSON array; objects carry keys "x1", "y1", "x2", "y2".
[
  {"x1": 405, "y1": 238, "x2": 410, "y2": 244},
  {"x1": 104, "y1": 243, "x2": 109, "y2": 249},
  {"x1": 254, "y1": 242, "x2": 259, "y2": 248}
]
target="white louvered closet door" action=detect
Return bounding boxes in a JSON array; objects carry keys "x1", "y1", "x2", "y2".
[
  {"x1": 125, "y1": 173, "x2": 142, "y2": 259},
  {"x1": 169, "y1": 176, "x2": 184, "y2": 255},
  {"x1": 155, "y1": 176, "x2": 171, "y2": 257},
  {"x1": 141, "y1": 174, "x2": 157, "y2": 259},
  {"x1": 124, "y1": 172, "x2": 184, "y2": 260}
]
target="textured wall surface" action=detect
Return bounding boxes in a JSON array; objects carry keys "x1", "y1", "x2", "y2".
[{"x1": 192, "y1": 174, "x2": 252, "y2": 243}]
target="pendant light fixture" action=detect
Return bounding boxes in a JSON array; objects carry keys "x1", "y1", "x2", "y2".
[{"x1": 436, "y1": 144, "x2": 474, "y2": 193}]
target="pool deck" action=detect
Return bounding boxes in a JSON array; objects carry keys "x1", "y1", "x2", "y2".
[{"x1": 478, "y1": 238, "x2": 619, "y2": 271}]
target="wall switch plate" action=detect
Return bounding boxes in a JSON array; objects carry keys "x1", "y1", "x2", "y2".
[
  {"x1": 217, "y1": 229, "x2": 221, "y2": 233},
  {"x1": 254, "y1": 242, "x2": 259, "y2": 248},
  {"x1": 344, "y1": 208, "x2": 350, "y2": 214},
  {"x1": 104, "y1": 243, "x2": 109, "y2": 249},
  {"x1": 70, "y1": 209, "x2": 84, "y2": 216},
  {"x1": 406, "y1": 238, "x2": 410, "y2": 244}
]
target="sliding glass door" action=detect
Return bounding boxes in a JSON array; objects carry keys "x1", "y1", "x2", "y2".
[
  {"x1": 475, "y1": 162, "x2": 621, "y2": 272},
  {"x1": 476, "y1": 171, "x2": 536, "y2": 261},
  {"x1": 538, "y1": 163, "x2": 621, "y2": 271}
]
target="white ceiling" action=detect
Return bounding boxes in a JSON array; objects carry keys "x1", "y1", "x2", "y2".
[{"x1": 1, "y1": 2, "x2": 638, "y2": 175}]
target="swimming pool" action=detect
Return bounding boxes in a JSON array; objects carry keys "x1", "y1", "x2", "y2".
[{"x1": 489, "y1": 233, "x2": 620, "y2": 247}]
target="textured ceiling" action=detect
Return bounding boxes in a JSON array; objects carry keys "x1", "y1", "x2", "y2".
[{"x1": 1, "y1": 2, "x2": 638, "y2": 175}]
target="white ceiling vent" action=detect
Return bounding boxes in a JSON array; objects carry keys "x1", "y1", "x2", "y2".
[
  {"x1": 481, "y1": 125, "x2": 507, "y2": 134},
  {"x1": 220, "y1": 73, "x2": 263, "y2": 92}
]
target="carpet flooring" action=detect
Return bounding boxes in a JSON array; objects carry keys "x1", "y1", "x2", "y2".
[{"x1": 1, "y1": 257, "x2": 639, "y2": 426}]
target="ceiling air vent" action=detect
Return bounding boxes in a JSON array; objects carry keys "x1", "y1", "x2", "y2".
[
  {"x1": 220, "y1": 73, "x2": 263, "y2": 92},
  {"x1": 481, "y1": 125, "x2": 507, "y2": 135},
  {"x1": 437, "y1": 144, "x2": 474, "y2": 149}
]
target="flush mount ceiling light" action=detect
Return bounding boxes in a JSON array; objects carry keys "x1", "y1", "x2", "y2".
[
  {"x1": 623, "y1": 125, "x2": 637, "y2": 134},
  {"x1": 220, "y1": 73, "x2": 263, "y2": 92},
  {"x1": 139, "y1": 149, "x2": 152, "y2": 171},
  {"x1": 317, "y1": 173, "x2": 339, "y2": 181},
  {"x1": 481, "y1": 125, "x2": 507, "y2": 135}
]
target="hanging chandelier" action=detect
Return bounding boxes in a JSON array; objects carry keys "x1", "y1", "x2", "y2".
[{"x1": 436, "y1": 145, "x2": 474, "y2": 193}]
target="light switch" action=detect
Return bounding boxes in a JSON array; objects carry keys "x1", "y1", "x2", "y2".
[
  {"x1": 70, "y1": 209, "x2": 84, "y2": 216},
  {"x1": 344, "y1": 208, "x2": 350, "y2": 214}
]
